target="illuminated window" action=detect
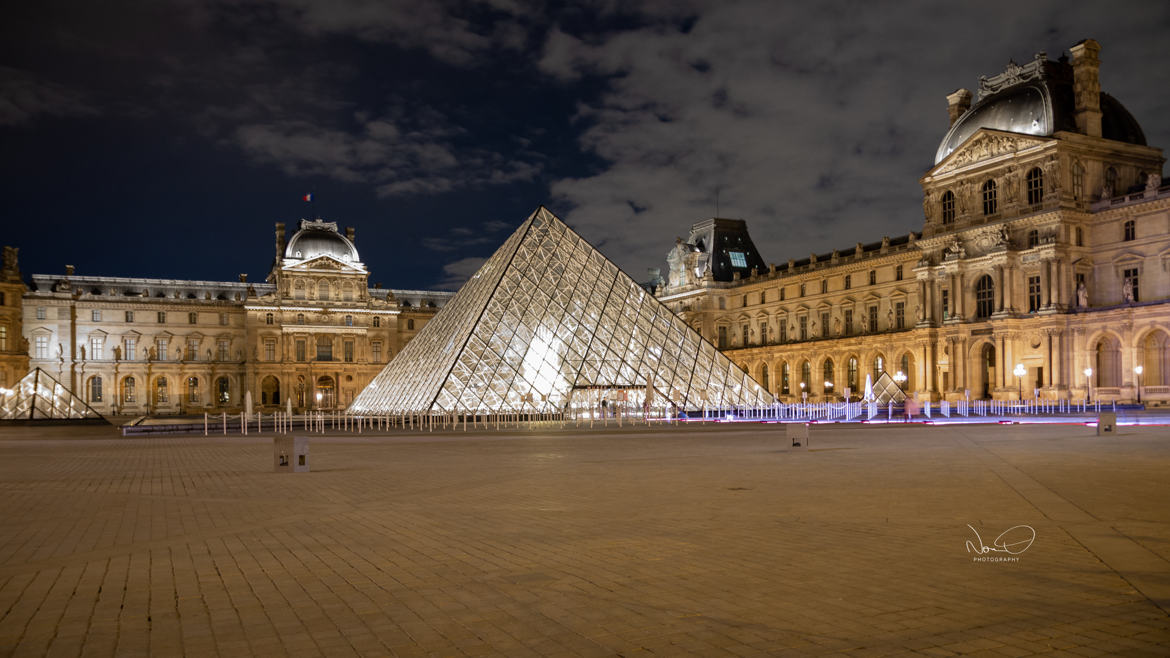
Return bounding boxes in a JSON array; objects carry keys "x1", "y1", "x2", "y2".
[
  {"x1": 122, "y1": 377, "x2": 136, "y2": 404},
  {"x1": 157, "y1": 338, "x2": 169, "y2": 361},
  {"x1": 216, "y1": 377, "x2": 230, "y2": 405},
  {"x1": 92, "y1": 309, "x2": 101, "y2": 322},
  {"x1": 975, "y1": 275, "x2": 994, "y2": 319},
  {"x1": 35, "y1": 335, "x2": 49, "y2": 359},
  {"x1": 156, "y1": 378, "x2": 168, "y2": 404},
  {"x1": 1026, "y1": 167, "x2": 1043, "y2": 205},
  {"x1": 123, "y1": 337, "x2": 136, "y2": 361},
  {"x1": 186, "y1": 338, "x2": 198, "y2": 361},
  {"x1": 89, "y1": 336, "x2": 104, "y2": 360},
  {"x1": 761, "y1": 364, "x2": 770, "y2": 392},
  {"x1": 1124, "y1": 268, "x2": 1140, "y2": 302},
  {"x1": 89, "y1": 376, "x2": 103, "y2": 403},
  {"x1": 781, "y1": 362, "x2": 790, "y2": 395},
  {"x1": 1028, "y1": 276, "x2": 1041, "y2": 312},
  {"x1": 822, "y1": 360, "x2": 834, "y2": 394},
  {"x1": 728, "y1": 251, "x2": 747, "y2": 268},
  {"x1": 801, "y1": 361, "x2": 810, "y2": 388},
  {"x1": 187, "y1": 377, "x2": 200, "y2": 403},
  {"x1": 1123, "y1": 220, "x2": 1135, "y2": 241},
  {"x1": 941, "y1": 191, "x2": 955, "y2": 224},
  {"x1": 848, "y1": 357, "x2": 858, "y2": 391},
  {"x1": 981, "y1": 179, "x2": 997, "y2": 215},
  {"x1": 873, "y1": 355, "x2": 885, "y2": 377}
]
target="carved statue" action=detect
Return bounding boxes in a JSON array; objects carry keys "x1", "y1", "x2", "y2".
[
  {"x1": 1003, "y1": 166, "x2": 1019, "y2": 204},
  {"x1": 833, "y1": 316, "x2": 842, "y2": 335},
  {"x1": 666, "y1": 238, "x2": 688, "y2": 288},
  {"x1": 1101, "y1": 182, "x2": 1113, "y2": 199},
  {"x1": 996, "y1": 224, "x2": 1010, "y2": 247},
  {"x1": 1147, "y1": 172, "x2": 1163, "y2": 192},
  {"x1": 1076, "y1": 280, "x2": 1088, "y2": 308},
  {"x1": 1122, "y1": 277, "x2": 1134, "y2": 303},
  {"x1": 945, "y1": 237, "x2": 965, "y2": 258}
]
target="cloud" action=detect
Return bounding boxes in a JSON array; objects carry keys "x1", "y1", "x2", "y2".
[
  {"x1": 0, "y1": 67, "x2": 97, "y2": 125},
  {"x1": 421, "y1": 220, "x2": 516, "y2": 252},
  {"x1": 436, "y1": 256, "x2": 488, "y2": 289},
  {"x1": 539, "y1": 0, "x2": 1170, "y2": 278}
]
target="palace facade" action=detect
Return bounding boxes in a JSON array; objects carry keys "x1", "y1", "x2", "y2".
[
  {"x1": 14, "y1": 220, "x2": 451, "y2": 415},
  {"x1": 658, "y1": 40, "x2": 1170, "y2": 404}
]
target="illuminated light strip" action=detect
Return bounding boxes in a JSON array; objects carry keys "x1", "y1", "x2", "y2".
[{"x1": 243, "y1": 305, "x2": 400, "y2": 315}]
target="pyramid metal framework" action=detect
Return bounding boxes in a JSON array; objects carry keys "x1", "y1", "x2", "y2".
[
  {"x1": 871, "y1": 372, "x2": 907, "y2": 405},
  {"x1": 0, "y1": 368, "x2": 106, "y2": 421},
  {"x1": 350, "y1": 207, "x2": 775, "y2": 415}
]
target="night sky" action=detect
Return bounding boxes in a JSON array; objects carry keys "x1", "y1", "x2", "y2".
[{"x1": 3, "y1": 2, "x2": 1168, "y2": 291}]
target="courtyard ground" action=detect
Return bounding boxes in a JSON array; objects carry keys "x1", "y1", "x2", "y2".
[{"x1": 0, "y1": 421, "x2": 1167, "y2": 656}]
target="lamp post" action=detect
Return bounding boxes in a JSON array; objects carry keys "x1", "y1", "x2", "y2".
[
  {"x1": 893, "y1": 370, "x2": 907, "y2": 388},
  {"x1": 1013, "y1": 363, "x2": 1026, "y2": 401},
  {"x1": 1134, "y1": 365, "x2": 1144, "y2": 404},
  {"x1": 800, "y1": 381, "x2": 807, "y2": 403},
  {"x1": 823, "y1": 380, "x2": 833, "y2": 401},
  {"x1": 1083, "y1": 367, "x2": 1093, "y2": 403}
]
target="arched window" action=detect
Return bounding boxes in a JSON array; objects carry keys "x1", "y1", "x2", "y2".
[
  {"x1": 847, "y1": 357, "x2": 858, "y2": 392},
  {"x1": 265, "y1": 313, "x2": 273, "y2": 325},
  {"x1": 296, "y1": 313, "x2": 305, "y2": 325},
  {"x1": 941, "y1": 190, "x2": 955, "y2": 224},
  {"x1": 873, "y1": 355, "x2": 885, "y2": 378},
  {"x1": 122, "y1": 376, "x2": 136, "y2": 404},
  {"x1": 1094, "y1": 337, "x2": 1121, "y2": 387},
  {"x1": 1026, "y1": 167, "x2": 1044, "y2": 205},
  {"x1": 216, "y1": 377, "x2": 230, "y2": 405},
  {"x1": 760, "y1": 364, "x2": 770, "y2": 392},
  {"x1": 781, "y1": 362, "x2": 790, "y2": 395},
  {"x1": 89, "y1": 376, "x2": 103, "y2": 403},
  {"x1": 981, "y1": 180, "x2": 997, "y2": 215},
  {"x1": 156, "y1": 377, "x2": 169, "y2": 404},
  {"x1": 975, "y1": 274, "x2": 995, "y2": 319},
  {"x1": 345, "y1": 315, "x2": 353, "y2": 327},
  {"x1": 318, "y1": 280, "x2": 329, "y2": 300},
  {"x1": 372, "y1": 317, "x2": 381, "y2": 328},
  {"x1": 187, "y1": 376, "x2": 200, "y2": 403},
  {"x1": 800, "y1": 360, "x2": 811, "y2": 389},
  {"x1": 822, "y1": 359, "x2": 835, "y2": 394}
]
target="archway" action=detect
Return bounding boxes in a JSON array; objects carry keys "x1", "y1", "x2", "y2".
[
  {"x1": 759, "y1": 363, "x2": 770, "y2": 394},
  {"x1": 261, "y1": 376, "x2": 281, "y2": 405},
  {"x1": 898, "y1": 351, "x2": 916, "y2": 392},
  {"x1": 979, "y1": 343, "x2": 996, "y2": 399},
  {"x1": 1093, "y1": 335, "x2": 1122, "y2": 387},
  {"x1": 316, "y1": 376, "x2": 335, "y2": 409},
  {"x1": 215, "y1": 376, "x2": 230, "y2": 405},
  {"x1": 1138, "y1": 330, "x2": 1169, "y2": 386},
  {"x1": 822, "y1": 358, "x2": 835, "y2": 398}
]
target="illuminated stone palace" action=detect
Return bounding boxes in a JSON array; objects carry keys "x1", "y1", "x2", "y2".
[
  {"x1": 658, "y1": 39, "x2": 1169, "y2": 404},
  {"x1": 13, "y1": 220, "x2": 450, "y2": 415}
]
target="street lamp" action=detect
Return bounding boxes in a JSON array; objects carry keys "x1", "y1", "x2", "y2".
[
  {"x1": 823, "y1": 380, "x2": 833, "y2": 401},
  {"x1": 1013, "y1": 363, "x2": 1027, "y2": 401},
  {"x1": 800, "y1": 381, "x2": 807, "y2": 403},
  {"x1": 1135, "y1": 365, "x2": 1144, "y2": 404},
  {"x1": 1083, "y1": 367, "x2": 1093, "y2": 403},
  {"x1": 893, "y1": 370, "x2": 907, "y2": 387}
]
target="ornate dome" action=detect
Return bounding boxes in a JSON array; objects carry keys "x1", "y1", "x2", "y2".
[
  {"x1": 935, "y1": 55, "x2": 1146, "y2": 164},
  {"x1": 284, "y1": 220, "x2": 360, "y2": 263}
]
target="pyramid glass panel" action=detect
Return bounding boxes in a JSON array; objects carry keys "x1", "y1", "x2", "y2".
[
  {"x1": 0, "y1": 368, "x2": 105, "y2": 421},
  {"x1": 350, "y1": 207, "x2": 775, "y2": 414}
]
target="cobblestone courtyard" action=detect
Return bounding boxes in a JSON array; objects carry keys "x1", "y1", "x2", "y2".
[{"x1": 0, "y1": 422, "x2": 1168, "y2": 656}]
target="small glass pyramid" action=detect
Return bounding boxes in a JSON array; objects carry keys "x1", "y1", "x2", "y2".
[
  {"x1": 0, "y1": 368, "x2": 106, "y2": 421},
  {"x1": 350, "y1": 207, "x2": 775, "y2": 415},
  {"x1": 871, "y1": 372, "x2": 907, "y2": 405}
]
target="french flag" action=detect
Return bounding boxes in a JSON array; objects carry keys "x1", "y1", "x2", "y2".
[{"x1": 303, "y1": 193, "x2": 313, "y2": 202}]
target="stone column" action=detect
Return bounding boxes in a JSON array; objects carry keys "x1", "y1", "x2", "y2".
[
  {"x1": 957, "y1": 273, "x2": 965, "y2": 320},
  {"x1": 996, "y1": 265, "x2": 1005, "y2": 312},
  {"x1": 1042, "y1": 260, "x2": 1052, "y2": 308}
]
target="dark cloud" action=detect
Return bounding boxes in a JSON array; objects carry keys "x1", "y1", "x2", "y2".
[{"x1": 0, "y1": 67, "x2": 97, "y2": 125}]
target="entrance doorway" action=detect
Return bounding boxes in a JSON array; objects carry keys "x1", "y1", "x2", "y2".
[
  {"x1": 261, "y1": 376, "x2": 280, "y2": 405},
  {"x1": 316, "y1": 376, "x2": 335, "y2": 409},
  {"x1": 979, "y1": 343, "x2": 996, "y2": 399}
]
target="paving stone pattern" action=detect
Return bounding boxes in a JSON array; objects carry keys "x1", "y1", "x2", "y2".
[{"x1": 0, "y1": 422, "x2": 1168, "y2": 656}]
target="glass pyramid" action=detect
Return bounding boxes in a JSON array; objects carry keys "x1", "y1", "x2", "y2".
[
  {"x1": 871, "y1": 372, "x2": 907, "y2": 405},
  {"x1": 0, "y1": 368, "x2": 106, "y2": 421},
  {"x1": 350, "y1": 207, "x2": 775, "y2": 415}
]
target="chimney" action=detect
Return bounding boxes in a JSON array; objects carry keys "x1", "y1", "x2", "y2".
[
  {"x1": 65, "y1": 264, "x2": 75, "y2": 276},
  {"x1": 946, "y1": 89, "x2": 972, "y2": 127},
  {"x1": 275, "y1": 222, "x2": 286, "y2": 259},
  {"x1": 238, "y1": 273, "x2": 247, "y2": 283},
  {"x1": 1069, "y1": 39, "x2": 1102, "y2": 137},
  {"x1": 345, "y1": 226, "x2": 355, "y2": 243}
]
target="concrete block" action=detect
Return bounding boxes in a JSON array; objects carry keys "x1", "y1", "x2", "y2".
[
  {"x1": 786, "y1": 423, "x2": 809, "y2": 447},
  {"x1": 1097, "y1": 412, "x2": 1117, "y2": 436},
  {"x1": 274, "y1": 436, "x2": 310, "y2": 472}
]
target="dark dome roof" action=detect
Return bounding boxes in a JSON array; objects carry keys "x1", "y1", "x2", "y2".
[
  {"x1": 935, "y1": 61, "x2": 1146, "y2": 164},
  {"x1": 284, "y1": 220, "x2": 360, "y2": 262}
]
